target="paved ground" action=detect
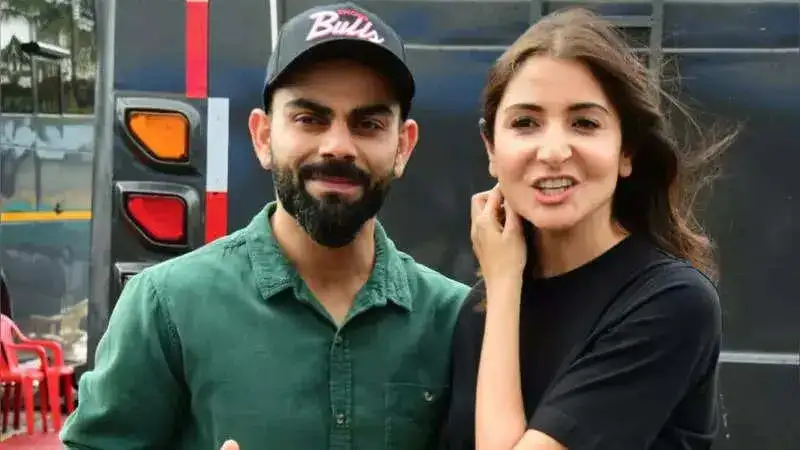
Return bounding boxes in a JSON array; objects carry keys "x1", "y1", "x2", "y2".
[
  {"x1": 1, "y1": 411, "x2": 56, "y2": 441},
  {"x1": 1, "y1": 432, "x2": 62, "y2": 449},
  {"x1": 1, "y1": 384, "x2": 73, "y2": 447},
  {"x1": 2, "y1": 411, "x2": 67, "y2": 448}
]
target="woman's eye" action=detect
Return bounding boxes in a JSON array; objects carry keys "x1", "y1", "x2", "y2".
[
  {"x1": 511, "y1": 117, "x2": 537, "y2": 128},
  {"x1": 573, "y1": 118, "x2": 599, "y2": 130}
]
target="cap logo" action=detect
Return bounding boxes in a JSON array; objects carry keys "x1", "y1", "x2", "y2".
[{"x1": 306, "y1": 9, "x2": 385, "y2": 44}]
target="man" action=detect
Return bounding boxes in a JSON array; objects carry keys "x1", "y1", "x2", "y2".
[{"x1": 60, "y1": 2, "x2": 469, "y2": 449}]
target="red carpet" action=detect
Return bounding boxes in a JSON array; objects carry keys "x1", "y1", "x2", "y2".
[{"x1": 1, "y1": 433, "x2": 62, "y2": 449}]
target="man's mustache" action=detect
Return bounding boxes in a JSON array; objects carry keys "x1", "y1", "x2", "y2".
[{"x1": 298, "y1": 160, "x2": 371, "y2": 186}]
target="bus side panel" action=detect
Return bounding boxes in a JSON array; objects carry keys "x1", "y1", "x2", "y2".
[
  {"x1": 661, "y1": 3, "x2": 800, "y2": 448},
  {"x1": 717, "y1": 364, "x2": 800, "y2": 449},
  {"x1": 208, "y1": 0, "x2": 273, "y2": 230},
  {"x1": 0, "y1": 117, "x2": 93, "y2": 323},
  {"x1": 114, "y1": 0, "x2": 186, "y2": 94}
]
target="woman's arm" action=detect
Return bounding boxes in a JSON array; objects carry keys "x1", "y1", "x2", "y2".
[
  {"x1": 470, "y1": 186, "x2": 541, "y2": 449},
  {"x1": 476, "y1": 277, "x2": 567, "y2": 450},
  {"x1": 475, "y1": 278, "x2": 527, "y2": 449}
]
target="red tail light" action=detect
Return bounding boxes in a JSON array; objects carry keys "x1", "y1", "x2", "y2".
[{"x1": 124, "y1": 194, "x2": 186, "y2": 244}]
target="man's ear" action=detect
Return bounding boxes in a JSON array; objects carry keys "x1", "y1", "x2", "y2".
[
  {"x1": 392, "y1": 118, "x2": 420, "y2": 178},
  {"x1": 248, "y1": 108, "x2": 272, "y2": 170},
  {"x1": 479, "y1": 119, "x2": 497, "y2": 178}
]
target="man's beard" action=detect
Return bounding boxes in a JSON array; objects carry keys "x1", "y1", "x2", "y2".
[{"x1": 272, "y1": 158, "x2": 394, "y2": 248}]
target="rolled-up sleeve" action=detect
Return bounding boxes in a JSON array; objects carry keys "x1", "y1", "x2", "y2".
[{"x1": 60, "y1": 271, "x2": 187, "y2": 449}]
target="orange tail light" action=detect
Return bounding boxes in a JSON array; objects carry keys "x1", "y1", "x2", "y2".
[{"x1": 127, "y1": 110, "x2": 190, "y2": 162}]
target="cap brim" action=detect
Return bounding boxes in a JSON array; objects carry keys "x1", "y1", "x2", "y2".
[{"x1": 263, "y1": 39, "x2": 415, "y2": 115}]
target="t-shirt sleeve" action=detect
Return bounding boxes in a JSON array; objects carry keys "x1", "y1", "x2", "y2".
[
  {"x1": 60, "y1": 271, "x2": 187, "y2": 449},
  {"x1": 528, "y1": 268, "x2": 722, "y2": 450}
]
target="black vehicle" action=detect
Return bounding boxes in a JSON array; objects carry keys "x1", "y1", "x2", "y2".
[{"x1": 47, "y1": 1, "x2": 800, "y2": 449}]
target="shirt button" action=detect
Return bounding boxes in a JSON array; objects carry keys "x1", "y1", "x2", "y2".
[
  {"x1": 334, "y1": 335, "x2": 343, "y2": 345},
  {"x1": 423, "y1": 391, "x2": 435, "y2": 402},
  {"x1": 335, "y1": 412, "x2": 346, "y2": 425}
]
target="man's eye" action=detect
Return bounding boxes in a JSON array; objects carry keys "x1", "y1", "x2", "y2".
[
  {"x1": 358, "y1": 119, "x2": 384, "y2": 130},
  {"x1": 295, "y1": 115, "x2": 324, "y2": 125}
]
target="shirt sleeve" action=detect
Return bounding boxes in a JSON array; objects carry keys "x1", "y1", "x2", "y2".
[
  {"x1": 528, "y1": 269, "x2": 722, "y2": 450},
  {"x1": 60, "y1": 271, "x2": 187, "y2": 449}
]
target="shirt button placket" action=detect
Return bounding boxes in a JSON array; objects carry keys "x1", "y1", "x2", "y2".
[{"x1": 329, "y1": 332, "x2": 352, "y2": 449}]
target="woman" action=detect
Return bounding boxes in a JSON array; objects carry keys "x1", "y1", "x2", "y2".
[{"x1": 442, "y1": 7, "x2": 734, "y2": 450}]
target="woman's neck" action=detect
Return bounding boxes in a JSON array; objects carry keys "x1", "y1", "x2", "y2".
[{"x1": 534, "y1": 217, "x2": 629, "y2": 279}]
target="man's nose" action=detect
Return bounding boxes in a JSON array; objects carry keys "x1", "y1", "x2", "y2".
[{"x1": 318, "y1": 121, "x2": 357, "y2": 160}]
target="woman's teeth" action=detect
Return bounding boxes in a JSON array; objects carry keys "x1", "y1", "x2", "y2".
[
  {"x1": 534, "y1": 177, "x2": 575, "y2": 195},
  {"x1": 539, "y1": 186, "x2": 568, "y2": 195}
]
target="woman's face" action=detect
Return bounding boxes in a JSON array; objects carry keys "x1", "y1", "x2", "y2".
[{"x1": 484, "y1": 56, "x2": 631, "y2": 233}]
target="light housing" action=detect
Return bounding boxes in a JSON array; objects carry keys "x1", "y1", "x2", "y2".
[
  {"x1": 116, "y1": 97, "x2": 202, "y2": 170},
  {"x1": 124, "y1": 193, "x2": 186, "y2": 244},
  {"x1": 126, "y1": 110, "x2": 190, "y2": 162},
  {"x1": 115, "y1": 181, "x2": 201, "y2": 251}
]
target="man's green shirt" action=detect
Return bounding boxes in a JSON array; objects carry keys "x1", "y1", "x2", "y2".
[{"x1": 60, "y1": 203, "x2": 470, "y2": 449}]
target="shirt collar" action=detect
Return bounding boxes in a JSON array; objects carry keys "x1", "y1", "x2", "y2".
[{"x1": 245, "y1": 202, "x2": 412, "y2": 311}]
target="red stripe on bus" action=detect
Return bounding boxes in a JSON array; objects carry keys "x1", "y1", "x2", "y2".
[
  {"x1": 205, "y1": 191, "x2": 228, "y2": 243},
  {"x1": 186, "y1": 0, "x2": 209, "y2": 98}
]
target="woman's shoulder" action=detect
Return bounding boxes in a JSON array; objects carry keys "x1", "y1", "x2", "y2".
[
  {"x1": 638, "y1": 241, "x2": 719, "y2": 302},
  {"x1": 608, "y1": 253, "x2": 722, "y2": 334},
  {"x1": 619, "y1": 234, "x2": 719, "y2": 300}
]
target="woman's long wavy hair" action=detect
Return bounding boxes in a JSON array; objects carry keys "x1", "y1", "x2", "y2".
[{"x1": 479, "y1": 7, "x2": 737, "y2": 285}]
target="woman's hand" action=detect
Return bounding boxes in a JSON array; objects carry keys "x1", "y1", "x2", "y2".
[{"x1": 470, "y1": 184, "x2": 527, "y2": 289}]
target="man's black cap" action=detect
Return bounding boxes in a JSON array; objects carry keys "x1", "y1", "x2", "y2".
[{"x1": 262, "y1": 2, "x2": 415, "y2": 117}]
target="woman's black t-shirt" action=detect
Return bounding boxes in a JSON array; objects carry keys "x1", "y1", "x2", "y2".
[{"x1": 440, "y1": 235, "x2": 722, "y2": 450}]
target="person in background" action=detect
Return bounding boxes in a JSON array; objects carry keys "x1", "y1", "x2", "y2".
[
  {"x1": 60, "y1": 3, "x2": 469, "y2": 449},
  {"x1": 442, "y1": 8, "x2": 733, "y2": 450}
]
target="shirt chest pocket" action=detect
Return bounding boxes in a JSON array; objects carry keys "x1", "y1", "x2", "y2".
[{"x1": 385, "y1": 382, "x2": 448, "y2": 450}]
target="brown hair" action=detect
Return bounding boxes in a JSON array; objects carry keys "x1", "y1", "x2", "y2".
[{"x1": 480, "y1": 7, "x2": 737, "y2": 281}]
